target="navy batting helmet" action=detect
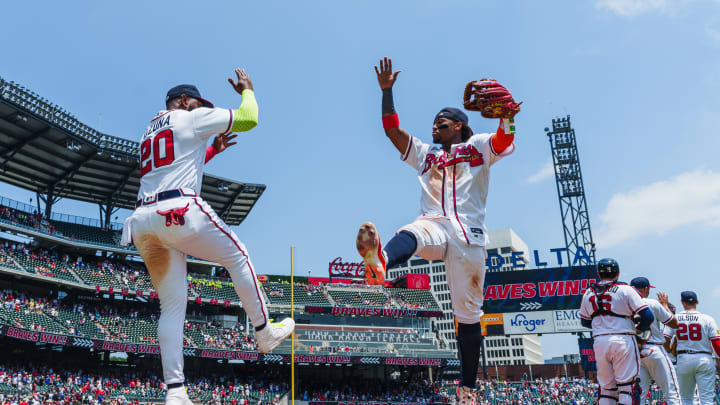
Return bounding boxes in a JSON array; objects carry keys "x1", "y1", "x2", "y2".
[{"x1": 597, "y1": 258, "x2": 619, "y2": 279}]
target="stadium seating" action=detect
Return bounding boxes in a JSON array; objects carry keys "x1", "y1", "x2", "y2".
[
  {"x1": 0, "y1": 305, "x2": 68, "y2": 335},
  {"x1": 327, "y1": 287, "x2": 394, "y2": 308},
  {"x1": 72, "y1": 262, "x2": 120, "y2": 287},
  {"x1": 184, "y1": 321, "x2": 256, "y2": 351},
  {"x1": 188, "y1": 276, "x2": 240, "y2": 302},
  {"x1": 386, "y1": 287, "x2": 442, "y2": 310},
  {"x1": 53, "y1": 307, "x2": 108, "y2": 339},
  {"x1": 10, "y1": 252, "x2": 80, "y2": 283},
  {"x1": 48, "y1": 219, "x2": 119, "y2": 246},
  {"x1": 262, "y1": 282, "x2": 331, "y2": 306},
  {"x1": 0, "y1": 363, "x2": 289, "y2": 403},
  {"x1": 98, "y1": 315, "x2": 158, "y2": 344}
]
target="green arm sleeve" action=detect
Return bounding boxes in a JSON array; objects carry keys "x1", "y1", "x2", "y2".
[{"x1": 230, "y1": 89, "x2": 258, "y2": 132}]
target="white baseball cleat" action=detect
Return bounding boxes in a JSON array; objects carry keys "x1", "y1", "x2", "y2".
[
  {"x1": 456, "y1": 386, "x2": 478, "y2": 405},
  {"x1": 256, "y1": 317, "x2": 295, "y2": 353},
  {"x1": 356, "y1": 222, "x2": 386, "y2": 285},
  {"x1": 165, "y1": 386, "x2": 193, "y2": 405}
]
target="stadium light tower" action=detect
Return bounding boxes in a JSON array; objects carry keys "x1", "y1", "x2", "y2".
[{"x1": 545, "y1": 116, "x2": 596, "y2": 266}]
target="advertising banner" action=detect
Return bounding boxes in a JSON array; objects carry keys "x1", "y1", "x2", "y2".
[
  {"x1": 480, "y1": 313, "x2": 504, "y2": 336},
  {"x1": 578, "y1": 337, "x2": 596, "y2": 371},
  {"x1": 0, "y1": 324, "x2": 457, "y2": 366},
  {"x1": 482, "y1": 265, "x2": 597, "y2": 313},
  {"x1": 502, "y1": 312, "x2": 555, "y2": 335},
  {"x1": 552, "y1": 309, "x2": 585, "y2": 333},
  {"x1": 303, "y1": 306, "x2": 442, "y2": 318}
]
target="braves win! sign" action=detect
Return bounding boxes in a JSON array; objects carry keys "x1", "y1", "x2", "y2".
[{"x1": 481, "y1": 265, "x2": 597, "y2": 313}]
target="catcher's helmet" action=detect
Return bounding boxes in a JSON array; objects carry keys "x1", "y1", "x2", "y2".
[{"x1": 597, "y1": 258, "x2": 619, "y2": 279}]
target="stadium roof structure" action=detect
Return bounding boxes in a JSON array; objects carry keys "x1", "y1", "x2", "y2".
[{"x1": 0, "y1": 76, "x2": 265, "y2": 226}]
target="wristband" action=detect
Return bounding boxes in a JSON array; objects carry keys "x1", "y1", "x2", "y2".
[{"x1": 382, "y1": 114, "x2": 399, "y2": 129}]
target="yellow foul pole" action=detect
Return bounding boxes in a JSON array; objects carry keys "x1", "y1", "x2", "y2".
[{"x1": 290, "y1": 246, "x2": 295, "y2": 405}]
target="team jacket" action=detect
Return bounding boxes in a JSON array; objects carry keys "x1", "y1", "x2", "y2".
[{"x1": 402, "y1": 133, "x2": 514, "y2": 246}]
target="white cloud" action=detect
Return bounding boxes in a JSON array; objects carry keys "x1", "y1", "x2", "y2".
[
  {"x1": 525, "y1": 161, "x2": 554, "y2": 184},
  {"x1": 596, "y1": 170, "x2": 720, "y2": 248},
  {"x1": 596, "y1": 0, "x2": 673, "y2": 16},
  {"x1": 714, "y1": 287, "x2": 720, "y2": 297}
]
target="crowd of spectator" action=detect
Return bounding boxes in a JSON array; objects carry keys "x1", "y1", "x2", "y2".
[
  {"x1": 469, "y1": 378, "x2": 598, "y2": 404},
  {"x1": 0, "y1": 207, "x2": 46, "y2": 232},
  {"x1": 304, "y1": 377, "x2": 446, "y2": 403},
  {"x1": 185, "y1": 321, "x2": 257, "y2": 351},
  {"x1": 0, "y1": 362, "x2": 288, "y2": 404}
]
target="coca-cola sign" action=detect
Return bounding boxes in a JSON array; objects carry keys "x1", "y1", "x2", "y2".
[{"x1": 328, "y1": 257, "x2": 364, "y2": 278}]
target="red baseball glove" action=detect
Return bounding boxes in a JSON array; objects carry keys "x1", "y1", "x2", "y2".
[{"x1": 463, "y1": 79, "x2": 521, "y2": 119}]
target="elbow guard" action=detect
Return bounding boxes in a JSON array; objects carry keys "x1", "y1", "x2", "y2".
[
  {"x1": 581, "y1": 318, "x2": 592, "y2": 329},
  {"x1": 635, "y1": 307, "x2": 654, "y2": 331}
]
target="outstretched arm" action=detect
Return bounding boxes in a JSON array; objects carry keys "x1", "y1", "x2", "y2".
[
  {"x1": 205, "y1": 133, "x2": 238, "y2": 163},
  {"x1": 491, "y1": 118, "x2": 515, "y2": 154},
  {"x1": 227, "y1": 68, "x2": 259, "y2": 132},
  {"x1": 375, "y1": 57, "x2": 410, "y2": 155}
]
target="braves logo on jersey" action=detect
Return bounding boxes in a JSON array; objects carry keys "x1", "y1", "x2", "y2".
[{"x1": 421, "y1": 144, "x2": 484, "y2": 175}]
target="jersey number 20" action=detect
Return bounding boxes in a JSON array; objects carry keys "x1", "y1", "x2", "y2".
[
  {"x1": 677, "y1": 323, "x2": 702, "y2": 341},
  {"x1": 140, "y1": 130, "x2": 175, "y2": 177}
]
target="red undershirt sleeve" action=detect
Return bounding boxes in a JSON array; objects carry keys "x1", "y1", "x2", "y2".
[
  {"x1": 205, "y1": 144, "x2": 218, "y2": 164},
  {"x1": 491, "y1": 119, "x2": 515, "y2": 154}
]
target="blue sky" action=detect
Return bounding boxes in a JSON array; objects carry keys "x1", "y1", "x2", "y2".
[{"x1": 2, "y1": 0, "x2": 720, "y2": 359}]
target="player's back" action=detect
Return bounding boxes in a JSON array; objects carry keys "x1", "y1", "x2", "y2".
[
  {"x1": 645, "y1": 298, "x2": 672, "y2": 344},
  {"x1": 138, "y1": 107, "x2": 231, "y2": 199},
  {"x1": 674, "y1": 310, "x2": 717, "y2": 354},
  {"x1": 580, "y1": 282, "x2": 647, "y2": 336}
]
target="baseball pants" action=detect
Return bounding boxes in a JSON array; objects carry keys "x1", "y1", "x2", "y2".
[
  {"x1": 124, "y1": 195, "x2": 269, "y2": 384},
  {"x1": 638, "y1": 344, "x2": 680, "y2": 405},
  {"x1": 676, "y1": 353, "x2": 715, "y2": 405},
  {"x1": 593, "y1": 334, "x2": 640, "y2": 405},
  {"x1": 399, "y1": 217, "x2": 486, "y2": 324}
]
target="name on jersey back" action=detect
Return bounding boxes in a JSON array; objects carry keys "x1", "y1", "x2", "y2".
[{"x1": 143, "y1": 114, "x2": 171, "y2": 139}]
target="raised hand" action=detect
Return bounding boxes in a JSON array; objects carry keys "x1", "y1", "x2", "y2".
[
  {"x1": 657, "y1": 291, "x2": 671, "y2": 310},
  {"x1": 228, "y1": 68, "x2": 253, "y2": 94},
  {"x1": 212, "y1": 133, "x2": 238, "y2": 154},
  {"x1": 374, "y1": 57, "x2": 401, "y2": 90}
]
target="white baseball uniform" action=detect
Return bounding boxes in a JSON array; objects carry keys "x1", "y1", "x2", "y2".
[
  {"x1": 663, "y1": 310, "x2": 720, "y2": 405},
  {"x1": 637, "y1": 298, "x2": 680, "y2": 405},
  {"x1": 399, "y1": 127, "x2": 514, "y2": 324},
  {"x1": 121, "y1": 99, "x2": 268, "y2": 385},
  {"x1": 579, "y1": 281, "x2": 648, "y2": 405}
]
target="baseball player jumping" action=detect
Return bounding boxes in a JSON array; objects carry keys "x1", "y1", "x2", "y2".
[
  {"x1": 579, "y1": 259, "x2": 655, "y2": 405},
  {"x1": 121, "y1": 69, "x2": 294, "y2": 405},
  {"x1": 629, "y1": 277, "x2": 680, "y2": 405},
  {"x1": 355, "y1": 57, "x2": 518, "y2": 405},
  {"x1": 663, "y1": 291, "x2": 720, "y2": 405}
]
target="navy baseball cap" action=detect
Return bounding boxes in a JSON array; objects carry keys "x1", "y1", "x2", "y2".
[
  {"x1": 630, "y1": 277, "x2": 655, "y2": 289},
  {"x1": 435, "y1": 107, "x2": 468, "y2": 124},
  {"x1": 681, "y1": 291, "x2": 698, "y2": 303},
  {"x1": 165, "y1": 84, "x2": 214, "y2": 108}
]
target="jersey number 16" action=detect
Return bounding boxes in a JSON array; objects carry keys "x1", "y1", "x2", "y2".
[{"x1": 140, "y1": 130, "x2": 175, "y2": 177}]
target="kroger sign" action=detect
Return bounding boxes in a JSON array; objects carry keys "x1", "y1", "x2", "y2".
[{"x1": 503, "y1": 312, "x2": 555, "y2": 334}]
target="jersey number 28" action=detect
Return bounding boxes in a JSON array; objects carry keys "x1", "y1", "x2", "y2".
[
  {"x1": 140, "y1": 130, "x2": 175, "y2": 177},
  {"x1": 677, "y1": 323, "x2": 702, "y2": 341}
]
